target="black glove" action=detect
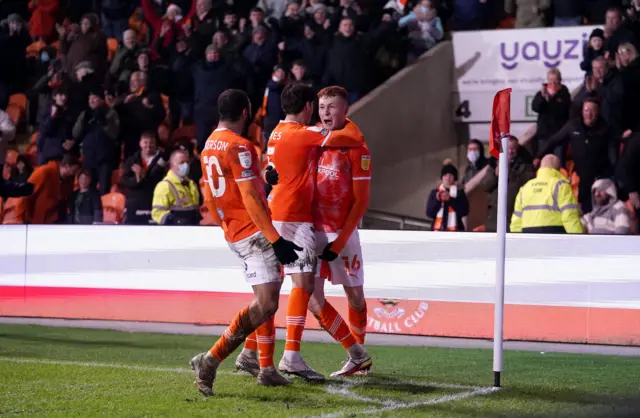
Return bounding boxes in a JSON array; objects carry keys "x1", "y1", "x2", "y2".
[
  {"x1": 0, "y1": 179, "x2": 34, "y2": 198},
  {"x1": 265, "y1": 166, "x2": 279, "y2": 185},
  {"x1": 318, "y1": 242, "x2": 339, "y2": 262},
  {"x1": 272, "y1": 237, "x2": 302, "y2": 265}
]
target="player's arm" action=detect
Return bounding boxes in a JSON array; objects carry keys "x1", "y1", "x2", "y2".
[
  {"x1": 306, "y1": 122, "x2": 365, "y2": 148},
  {"x1": 237, "y1": 180, "x2": 281, "y2": 243},
  {"x1": 201, "y1": 176, "x2": 224, "y2": 226},
  {"x1": 320, "y1": 147, "x2": 371, "y2": 259}
]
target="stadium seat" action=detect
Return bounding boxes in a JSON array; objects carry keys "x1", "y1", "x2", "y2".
[
  {"x1": 171, "y1": 125, "x2": 195, "y2": 142},
  {"x1": 111, "y1": 167, "x2": 124, "y2": 190},
  {"x1": 26, "y1": 40, "x2": 47, "y2": 58},
  {"x1": 107, "y1": 38, "x2": 118, "y2": 61},
  {"x1": 158, "y1": 122, "x2": 171, "y2": 145},
  {"x1": 25, "y1": 144, "x2": 38, "y2": 166},
  {"x1": 8, "y1": 94, "x2": 28, "y2": 125},
  {"x1": 1, "y1": 198, "x2": 20, "y2": 224},
  {"x1": 29, "y1": 131, "x2": 38, "y2": 145},
  {"x1": 2, "y1": 164, "x2": 11, "y2": 181},
  {"x1": 102, "y1": 192, "x2": 125, "y2": 224}
]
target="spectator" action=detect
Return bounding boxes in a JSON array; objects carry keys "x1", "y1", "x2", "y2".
[
  {"x1": 67, "y1": 169, "x2": 104, "y2": 224},
  {"x1": 59, "y1": 14, "x2": 108, "y2": 83},
  {"x1": 142, "y1": 0, "x2": 195, "y2": 61},
  {"x1": 585, "y1": 0, "x2": 624, "y2": 25},
  {"x1": 504, "y1": 0, "x2": 550, "y2": 28},
  {"x1": 616, "y1": 130, "x2": 640, "y2": 218},
  {"x1": 168, "y1": 35, "x2": 196, "y2": 127},
  {"x1": 151, "y1": 149, "x2": 200, "y2": 225},
  {"x1": 604, "y1": 7, "x2": 636, "y2": 62},
  {"x1": 426, "y1": 161, "x2": 469, "y2": 231},
  {"x1": 617, "y1": 43, "x2": 640, "y2": 132},
  {"x1": 450, "y1": 0, "x2": 486, "y2": 30},
  {"x1": 73, "y1": 87, "x2": 120, "y2": 195},
  {"x1": 68, "y1": 61, "x2": 101, "y2": 122},
  {"x1": 120, "y1": 132, "x2": 168, "y2": 225},
  {"x1": 15, "y1": 154, "x2": 81, "y2": 224},
  {"x1": 10, "y1": 156, "x2": 33, "y2": 184},
  {"x1": 189, "y1": 0, "x2": 217, "y2": 58},
  {"x1": 100, "y1": 0, "x2": 133, "y2": 41},
  {"x1": 531, "y1": 68, "x2": 571, "y2": 157},
  {"x1": 280, "y1": 25, "x2": 327, "y2": 85},
  {"x1": 194, "y1": 45, "x2": 236, "y2": 150},
  {"x1": 0, "y1": 107, "x2": 16, "y2": 165},
  {"x1": 323, "y1": 17, "x2": 396, "y2": 104},
  {"x1": 398, "y1": 0, "x2": 444, "y2": 62},
  {"x1": 539, "y1": 99, "x2": 618, "y2": 213},
  {"x1": 279, "y1": 1, "x2": 305, "y2": 39},
  {"x1": 37, "y1": 87, "x2": 75, "y2": 165},
  {"x1": 306, "y1": 3, "x2": 332, "y2": 45},
  {"x1": 116, "y1": 71, "x2": 166, "y2": 159},
  {"x1": 580, "y1": 29, "x2": 605, "y2": 76},
  {"x1": 29, "y1": 53, "x2": 68, "y2": 128},
  {"x1": 481, "y1": 137, "x2": 536, "y2": 233},
  {"x1": 135, "y1": 49, "x2": 170, "y2": 95},
  {"x1": 461, "y1": 139, "x2": 488, "y2": 186},
  {"x1": 574, "y1": 56, "x2": 623, "y2": 131},
  {"x1": 0, "y1": 14, "x2": 31, "y2": 94},
  {"x1": 110, "y1": 29, "x2": 143, "y2": 94},
  {"x1": 511, "y1": 154, "x2": 583, "y2": 234},
  {"x1": 263, "y1": 65, "x2": 287, "y2": 142},
  {"x1": 242, "y1": 26, "x2": 278, "y2": 107},
  {"x1": 28, "y1": 0, "x2": 58, "y2": 40},
  {"x1": 553, "y1": 0, "x2": 584, "y2": 27},
  {"x1": 581, "y1": 178, "x2": 631, "y2": 234},
  {"x1": 174, "y1": 137, "x2": 203, "y2": 185}
]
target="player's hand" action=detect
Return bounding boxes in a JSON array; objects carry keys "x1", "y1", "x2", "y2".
[
  {"x1": 318, "y1": 243, "x2": 339, "y2": 262},
  {"x1": 265, "y1": 166, "x2": 279, "y2": 185},
  {"x1": 272, "y1": 237, "x2": 302, "y2": 265}
]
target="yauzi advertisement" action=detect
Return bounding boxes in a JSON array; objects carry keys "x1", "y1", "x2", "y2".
[{"x1": 452, "y1": 26, "x2": 599, "y2": 123}]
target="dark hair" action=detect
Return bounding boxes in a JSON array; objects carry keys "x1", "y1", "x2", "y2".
[
  {"x1": 61, "y1": 153, "x2": 80, "y2": 167},
  {"x1": 584, "y1": 97, "x2": 600, "y2": 107},
  {"x1": 292, "y1": 59, "x2": 307, "y2": 68},
  {"x1": 250, "y1": 7, "x2": 264, "y2": 14},
  {"x1": 468, "y1": 139, "x2": 486, "y2": 159},
  {"x1": 78, "y1": 169, "x2": 92, "y2": 178},
  {"x1": 606, "y1": 6, "x2": 622, "y2": 17},
  {"x1": 217, "y1": 89, "x2": 250, "y2": 122},
  {"x1": 281, "y1": 82, "x2": 315, "y2": 115},
  {"x1": 52, "y1": 86, "x2": 67, "y2": 97}
]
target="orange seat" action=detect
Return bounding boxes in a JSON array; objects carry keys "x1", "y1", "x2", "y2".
[
  {"x1": 101, "y1": 192, "x2": 125, "y2": 224},
  {"x1": 158, "y1": 122, "x2": 171, "y2": 145},
  {"x1": 5, "y1": 104, "x2": 22, "y2": 126},
  {"x1": 26, "y1": 40, "x2": 47, "y2": 58},
  {"x1": 107, "y1": 38, "x2": 118, "y2": 61},
  {"x1": 25, "y1": 144, "x2": 38, "y2": 166},
  {"x1": 2, "y1": 164, "x2": 11, "y2": 181},
  {"x1": 9, "y1": 94, "x2": 27, "y2": 113},
  {"x1": 0, "y1": 197, "x2": 4, "y2": 222},
  {"x1": 472, "y1": 225, "x2": 487, "y2": 232},
  {"x1": 30, "y1": 131, "x2": 38, "y2": 145},
  {"x1": 1, "y1": 198, "x2": 21, "y2": 225},
  {"x1": 172, "y1": 124, "x2": 196, "y2": 141}
]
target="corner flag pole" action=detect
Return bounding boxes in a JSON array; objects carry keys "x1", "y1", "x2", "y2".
[
  {"x1": 489, "y1": 87, "x2": 511, "y2": 389},
  {"x1": 492, "y1": 133, "x2": 509, "y2": 388}
]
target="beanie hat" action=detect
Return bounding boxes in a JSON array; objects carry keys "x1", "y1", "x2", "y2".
[
  {"x1": 311, "y1": 3, "x2": 327, "y2": 14},
  {"x1": 440, "y1": 160, "x2": 458, "y2": 180},
  {"x1": 589, "y1": 28, "x2": 605, "y2": 41},
  {"x1": 165, "y1": 3, "x2": 182, "y2": 17},
  {"x1": 252, "y1": 25, "x2": 267, "y2": 35},
  {"x1": 88, "y1": 84, "x2": 105, "y2": 100}
]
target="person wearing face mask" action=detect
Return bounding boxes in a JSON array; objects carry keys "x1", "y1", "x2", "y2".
[
  {"x1": 151, "y1": 149, "x2": 201, "y2": 225},
  {"x1": 461, "y1": 139, "x2": 488, "y2": 186}
]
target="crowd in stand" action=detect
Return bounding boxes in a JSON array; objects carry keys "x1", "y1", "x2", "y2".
[
  {"x1": 0, "y1": 0, "x2": 448, "y2": 225},
  {"x1": 435, "y1": 4, "x2": 640, "y2": 235}
]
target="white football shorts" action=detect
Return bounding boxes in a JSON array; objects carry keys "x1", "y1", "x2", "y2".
[
  {"x1": 272, "y1": 221, "x2": 317, "y2": 275},
  {"x1": 228, "y1": 232, "x2": 282, "y2": 286},
  {"x1": 315, "y1": 229, "x2": 364, "y2": 287}
]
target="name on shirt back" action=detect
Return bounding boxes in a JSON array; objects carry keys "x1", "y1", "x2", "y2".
[{"x1": 204, "y1": 140, "x2": 230, "y2": 151}]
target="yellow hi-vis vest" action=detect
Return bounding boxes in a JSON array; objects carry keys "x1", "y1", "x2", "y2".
[
  {"x1": 151, "y1": 170, "x2": 200, "y2": 225},
  {"x1": 510, "y1": 167, "x2": 584, "y2": 234}
]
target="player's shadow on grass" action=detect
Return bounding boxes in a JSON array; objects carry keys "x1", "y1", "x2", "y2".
[{"x1": 352, "y1": 375, "x2": 441, "y2": 396}]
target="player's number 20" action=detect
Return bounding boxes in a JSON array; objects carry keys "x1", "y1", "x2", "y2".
[{"x1": 203, "y1": 155, "x2": 226, "y2": 198}]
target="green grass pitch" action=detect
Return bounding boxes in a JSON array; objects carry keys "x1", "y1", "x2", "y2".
[{"x1": 1, "y1": 324, "x2": 639, "y2": 417}]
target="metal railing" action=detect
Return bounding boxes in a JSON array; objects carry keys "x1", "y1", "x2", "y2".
[{"x1": 360, "y1": 209, "x2": 432, "y2": 231}]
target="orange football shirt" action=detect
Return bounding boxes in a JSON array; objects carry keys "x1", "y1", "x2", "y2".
[
  {"x1": 200, "y1": 128, "x2": 267, "y2": 243},
  {"x1": 313, "y1": 145, "x2": 371, "y2": 232},
  {"x1": 266, "y1": 120, "x2": 364, "y2": 223}
]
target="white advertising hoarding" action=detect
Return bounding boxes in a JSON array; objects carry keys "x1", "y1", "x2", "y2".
[{"x1": 452, "y1": 26, "x2": 599, "y2": 123}]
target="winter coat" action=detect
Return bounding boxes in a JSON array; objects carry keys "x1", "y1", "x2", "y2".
[
  {"x1": 73, "y1": 106, "x2": 120, "y2": 168},
  {"x1": 532, "y1": 84, "x2": 572, "y2": 142},
  {"x1": 37, "y1": 108, "x2": 74, "y2": 165},
  {"x1": 581, "y1": 178, "x2": 631, "y2": 234},
  {"x1": 68, "y1": 188, "x2": 103, "y2": 224}
]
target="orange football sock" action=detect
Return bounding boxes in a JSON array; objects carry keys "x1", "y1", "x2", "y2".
[
  {"x1": 284, "y1": 287, "x2": 311, "y2": 352},
  {"x1": 210, "y1": 306, "x2": 253, "y2": 361},
  {"x1": 348, "y1": 302, "x2": 367, "y2": 344},
  {"x1": 244, "y1": 332, "x2": 258, "y2": 351},
  {"x1": 316, "y1": 301, "x2": 356, "y2": 350},
  {"x1": 256, "y1": 316, "x2": 276, "y2": 368}
]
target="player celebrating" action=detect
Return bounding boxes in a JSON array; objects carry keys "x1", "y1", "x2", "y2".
[
  {"x1": 308, "y1": 86, "x2": 372, "y2": 376},
  {"x1": 237, "y1": 82, "x2": 364, "y2": 382},
  {"x1": 190, "y1": 89, "x2": 300, "y2": 396}
]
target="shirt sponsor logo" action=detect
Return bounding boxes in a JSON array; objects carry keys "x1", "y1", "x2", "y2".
[
  {"x1": 361, "y1": 155, "x2": 371, "y2": 171},
  {"x1": 241, "y1": 169, "x2": 254, "y2": 178},
  {"x1": 238, "y1": 151, "x2": 252, "y2": 169},
  {"x1": 267, "y1": 147, "x2": 275, "y2": 155},
  {"x1": 318, "y1": 166, "x2": 340, "y2": 179},
  {"x1": 245, "y1": 272, "x2": 257, "y2": 279},
  {"x1": 369, "y1": 299, "x2": 429, "y2": 334}
]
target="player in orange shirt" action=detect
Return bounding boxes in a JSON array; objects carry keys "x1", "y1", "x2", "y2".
[
  {"x1": 239, "y1": 83, "x2": 364, "y2": 382},
  {"x1": 189, "y1": 89, "x2": 301, "y2": 396},
  {"x1": 309, "y1": 86, "x2": 372, "y2": 376}
]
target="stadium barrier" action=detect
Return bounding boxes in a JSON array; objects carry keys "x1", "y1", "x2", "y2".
[{"x1": 1, "y1": 225, "x2": 638, "y2": 346}]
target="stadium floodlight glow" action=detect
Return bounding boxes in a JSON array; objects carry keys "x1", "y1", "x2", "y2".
[{"x1": 492, "y1": 133, "x2": 510, "y2": 388}]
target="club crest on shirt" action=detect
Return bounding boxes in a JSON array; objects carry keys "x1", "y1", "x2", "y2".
[
  {"x1": 361, "y1": 155, "x2": 371, "y2": 171},
  {"x1": 238, "y1": 151, "x2": 252, "y2": 169}
]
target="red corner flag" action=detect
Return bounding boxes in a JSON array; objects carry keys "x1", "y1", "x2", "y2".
[{"x1": 489, "y1": 88, "x2": 512, "y2": 158}]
